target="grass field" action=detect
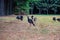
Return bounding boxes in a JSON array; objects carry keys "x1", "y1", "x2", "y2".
[{"x1": 0, "y1": 15, "x2": 60, "y2": 40}]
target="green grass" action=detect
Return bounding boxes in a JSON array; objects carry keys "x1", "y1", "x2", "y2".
[
  {"x1": 0, "y1": 15, "x2": 60, "y2": 27},
  {"x1": 0, "y1": 15, "x2": 60, "y2": 35}
]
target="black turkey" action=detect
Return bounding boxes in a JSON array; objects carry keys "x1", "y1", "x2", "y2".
[
  {"x1": 52, "y1": 17, "x2": 56, "y2": 21},
  {"x1": 16, "y1": 15, "x2": 23, "y2": 21},
  {"x1": 57, "y1": 18, "x2": 60, "y2": 22},
  {"x1": 27, "y1": 16, "x2": 35, "y2": 26}
]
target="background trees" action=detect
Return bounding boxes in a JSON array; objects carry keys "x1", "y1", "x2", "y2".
[{"x1": 14, "y1": 0, "x2": 60, "y2": 15}]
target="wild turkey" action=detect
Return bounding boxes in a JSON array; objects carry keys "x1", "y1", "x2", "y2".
[
  {"x1": 57, "y1": 18, "x2": 60, "y2": 22},
  {"x1": 53, "y1": 17, "x2": 56, "y2": 21},
  {"x1": 27, "y1": 16, "x2": 35, "y2": 26},
  {"x1": 31, "y1": 15, "x2": 36, "y2": 21},
  {"x1": 16, "y1": 15, "x2": 23, "y2": 21},
  {"x1": 31, "y1": 15, "x2": 34, "y2": 19}
]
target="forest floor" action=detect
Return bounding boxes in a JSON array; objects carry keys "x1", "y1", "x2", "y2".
[{"x1": 0, "y1": 15, "x2": 60, "y2": 40}]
